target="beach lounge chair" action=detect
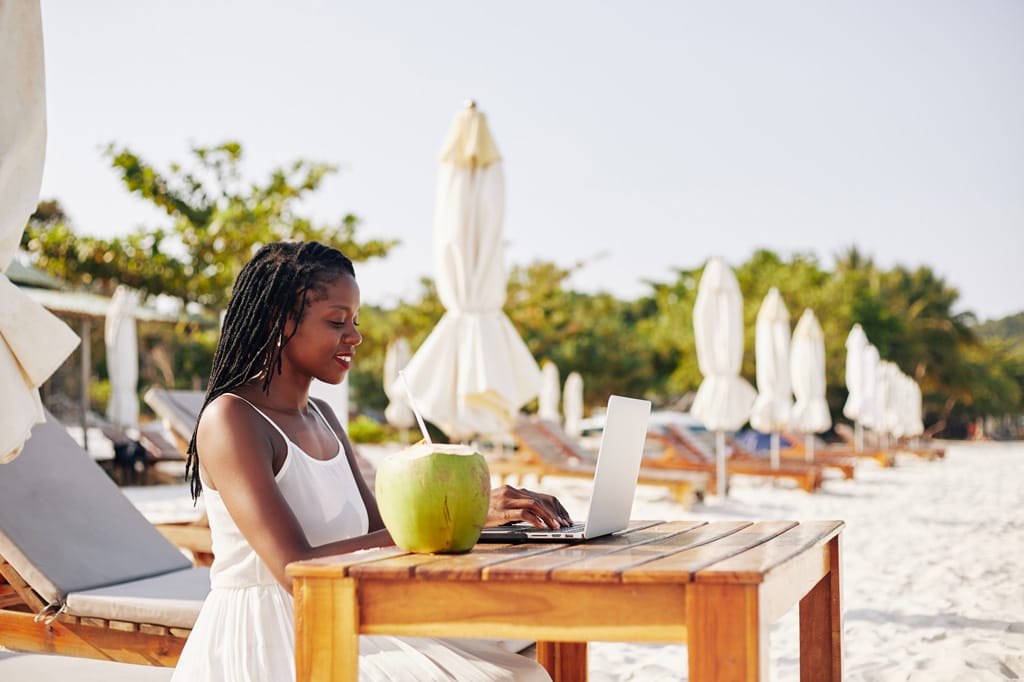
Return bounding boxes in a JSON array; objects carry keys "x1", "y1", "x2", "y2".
[
  {"x1": 645, "y1": 423, "x2": 824, "y2": 494},
  {"x1": 492, "y1": 415, "x2": 710, "y2": 508},
  {"x1": 728, "y1": 433, "x2": 857, "y2": 480},
  {"x1": 833, "y1": 423, "x2": 939, "y2": 462},
  {"x1": 0, "y1": 411, "x2": 209, "y2": 666},
  {"x1": 781, "y1": 429, "x2": 896, "y2": 468}
]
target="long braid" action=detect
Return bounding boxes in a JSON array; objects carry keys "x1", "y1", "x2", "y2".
[{"x1": 185, "y1": 241, "x2": 356, "y2": 502}]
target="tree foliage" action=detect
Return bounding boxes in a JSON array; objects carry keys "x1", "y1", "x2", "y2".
[{"x1": 22, "y1": 142, "x2": 398, "y2": 309}]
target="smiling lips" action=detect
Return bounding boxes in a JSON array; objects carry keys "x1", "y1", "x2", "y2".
[{"x1": 335, "y1": 353, "x2": 353, "y2": 370}]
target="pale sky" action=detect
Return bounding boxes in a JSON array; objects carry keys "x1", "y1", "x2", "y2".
[{"x1": 36, "y1": 1, "x2": 1024, "y2": 321}]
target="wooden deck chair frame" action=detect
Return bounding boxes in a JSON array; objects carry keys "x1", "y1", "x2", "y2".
[
  {"x1": 726, "y1": 434, "x2": 857, "y2": 480},
  {"x1": 0, "y1": 412, "x2": 209, "y2": 666},
  {"x1": 496, "y1": 415, "x2": 709, "y2": 507},
  {"x1": 644, "y1": 424, "x2": 825, "y2": 494}
]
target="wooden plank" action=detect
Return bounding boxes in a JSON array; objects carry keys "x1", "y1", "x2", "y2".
[
  {"x1": 286, "y1": 545, "x2": 409, "y2": 579},
  {"x1": 408, "y1": 543, "x2": 573, "y2": 581},
  {"x1": 800, "y1": 535, "x2": 843, "y2": 682},
  {"x1": 0, "y1": 610, "x2": 185, "y2": 666},
  {"x1": 294, "y1": 576, "x2": 359, "y2": 682},
  {"x1": 358, "y1": 579, "x2": 689, "y2": 643},
  {"x1": 549, "y1": 521, "x2": 711, "y2": 582},
  {"x1": 620, "y1": 521, "x2": 798, "y2": 583},
  {"x1": 347, "y1": 552, "x2": 452, "y2": 580},
  {"x1": 536, "y1": 641, "x2": 588, "y2": 682},
  {"x1": 481, "y1": 526, "x2": 686, "y2": 582},
  {"x1": 694, "y1": 521, "x2": 844, "y2": 585},
  {"x1": 686, "y1": 582, "x2": 766, "y2": 682}
]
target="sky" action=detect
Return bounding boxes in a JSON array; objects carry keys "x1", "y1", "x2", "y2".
[{"x1": 36, "y1": 1, "x2": 1024, "y2": 321}]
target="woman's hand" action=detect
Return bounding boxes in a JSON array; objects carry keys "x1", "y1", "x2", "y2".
[{"x1": 487, "y1": 485, "x2": 572, "y2": 529}]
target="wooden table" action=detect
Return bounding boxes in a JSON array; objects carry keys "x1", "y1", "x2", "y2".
[{"x1": 288, "y1": 519, "x2": 843, "y2": 681}]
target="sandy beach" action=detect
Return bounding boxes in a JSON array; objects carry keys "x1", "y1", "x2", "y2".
[{"x1": 4, "y1": 440, "x2": 1021, "y2": 680}]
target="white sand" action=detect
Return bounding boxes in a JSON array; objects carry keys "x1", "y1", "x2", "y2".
[{"x1": 6, "y1": 441, "x2": 1019, "y2": 680}]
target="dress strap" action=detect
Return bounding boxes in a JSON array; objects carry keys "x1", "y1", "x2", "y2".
[{"x1": 222, "y1": 392, "x2": 292, "y2": 445}]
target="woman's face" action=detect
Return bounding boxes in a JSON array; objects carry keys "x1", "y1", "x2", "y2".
[{"x1": 281, "y1": 272, "x2": 362, "y2": 385}]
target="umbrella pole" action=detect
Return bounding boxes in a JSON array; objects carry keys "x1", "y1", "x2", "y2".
[
  {"x1": 770, "y1": 431, "x2": 780, "y2": 470},
  {"x1": 805, "y1": 433, "x2": 814, "y2": 463},
  {"x1": 715, "y1": 430, "x2": 727, "y2": 498}
]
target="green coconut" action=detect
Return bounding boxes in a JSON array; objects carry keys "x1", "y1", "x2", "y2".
[{"x1": 374, "y1": 443, "x2": 491, "y2": 554}]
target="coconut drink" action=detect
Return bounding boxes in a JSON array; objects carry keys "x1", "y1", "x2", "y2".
[{"x1": 374, "y1": 443, "x2": 490, "y2": 554}]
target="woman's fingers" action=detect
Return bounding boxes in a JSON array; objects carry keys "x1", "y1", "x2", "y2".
[{"x1": 488, "y1": 485, "x2": 572, "y2": 528}]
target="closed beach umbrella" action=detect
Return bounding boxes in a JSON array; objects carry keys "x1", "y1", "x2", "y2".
[
  {"x1": 0, "y1": 1, "x2": 79, "y2": 463},
  {"x1": 842, "y1": 324, "x2": 868, "y2": 451},
  {"x1": 382, "y1": 337, "x2": 415, "y2": 431},
  {"x1": 104, "y1": 286, "x2": 140, "y2": 429},
  {"x1": 861, "y1": 344, "x2": 880, "y2": 433},
  {"x1": 790, "y1": 309, "x2": 831, "y2": 461},
  {"x1": 749, "y1": 288, "x2": 792, "y2": 469},
  {"x1": 563, "y1": 372, "x2": 584, "y2": 438},
  {"x1": 403, "y1": 102, "x2": 541, "y2": 440},
  {"x1": 690, "y1": 257, "x2": 757, "y2": 497},
  {"x1": 538, "y1": 361, "x2": 561, "y2": 423}
]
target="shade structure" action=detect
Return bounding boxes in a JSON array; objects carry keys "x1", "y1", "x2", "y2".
[
  {"x1": 690, "y1": 257, "x2": 756, "y2": 497},
  {"x1": 402, "y1": 103, "x2": 541, "y2": 440},
  {"x1": 104, "y1": 286, "x2": 140, "y2": 429},
  {"x1": 562, "y1": 371, "x2": 584, "y2": 438},
  {"x1": 749, "y1": 288, "x2": 791, "y2": 468},
  {"x1": 382, "y1": 337, "x2": 415, "y2": 430},
  {"x1": 790, "y1": 309, "x2": 832, "y2": 461},
  {"x1": 0, "y1": 1, "x2": 80, "y2": 463},
  {"x1": 538, "y1": 361, "x2": 561, "y2": 423},
  {"x1": 842, "y1": 324, "x2": 868, "y2": 422},
  {"x1": 860, "y1": 344, "x2": 880, "y2": 432}
]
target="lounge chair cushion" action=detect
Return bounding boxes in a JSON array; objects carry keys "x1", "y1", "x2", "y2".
[
  {"x1": 0, "y1": 411, "x2": 192, "y2": 606},
  {"x1": 0, "y1": 651, "x2": 173, "y2": 680},
  {"x1": 66, "y1": 566, "x2": 209, "y2": 629}
]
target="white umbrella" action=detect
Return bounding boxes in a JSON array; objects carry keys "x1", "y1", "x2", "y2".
[
  {"x1": 538, "y1": 361, "x2": 561, "y2": 423},
  {"x1": 104, "y1": 286, "x2": 140, "y2": 429},
  {"x1": 690, "y1": 257, "x2": 757, "y2": 497},
  {"x1": 842, "y1": 324, "x2": 868, "y2": 451},
  {"x1": 861, "y1": 344, "x2": 880, "y2": 435},
  {"x1": 382, "y1": 337, "x2": 415, "y2": 432},
  {"x1": 562, "y1": 371, "x2": 584, "y2": 438},
  {"x1": 403, "y1": 102, "x2": 541, "y2": 440},
  {"x1": 749, "y1": 287, "x2": 792, "y2": 469},
  {"x1": 789, "y1": 309, "x2": 832, "y2": 461},
  {"x1": 0, "y1": 1, "x2": 80, "y2": 463}
]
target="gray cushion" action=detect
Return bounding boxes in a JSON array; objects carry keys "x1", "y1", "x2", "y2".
[
  {"x1": 67, "y1": 566, "x2": 209, "y2": 629},
  {"x1": 0, "y1": 411, "x2": 192, "y2": 606},
  {"x1": 143, "y1": 388, "x2": 204, "y2": 441},
  {"x1": 0, "y1": 651, "x2": 174, "y2": 680}
]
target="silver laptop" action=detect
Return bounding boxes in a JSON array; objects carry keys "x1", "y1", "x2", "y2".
[{"x1": 478, "y1": 395, "x2": 652, "y2": 542}]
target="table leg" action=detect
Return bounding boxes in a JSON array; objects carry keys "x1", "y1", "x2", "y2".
[
  {"x1": 799, "y1": 536, "x2": 843, "y2": 681},
  {"x1": 536, "y1": 641, "x2": 588, "y2": 682},
  {"x1": 687, "y1": 583, "x2": 766, "y2": 681},
  {"x1": 294, "y1": 576, "x2": 360, "y2": 681}
]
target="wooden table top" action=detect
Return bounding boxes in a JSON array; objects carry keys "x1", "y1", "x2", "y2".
[{"x1": 288, "y1": 519, "x2": 844, "y2": 587}]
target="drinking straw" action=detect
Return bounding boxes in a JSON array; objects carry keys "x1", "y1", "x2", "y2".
[{"x1": 399, "y1": 370, "x2": 432, "y2": 445}]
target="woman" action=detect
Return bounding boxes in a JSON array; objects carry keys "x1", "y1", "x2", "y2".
[{"x1": 172, "y1": 241, "x2": 568, "y2": 681}]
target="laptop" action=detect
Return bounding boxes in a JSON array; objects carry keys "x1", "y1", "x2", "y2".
[{"x1": 478, "y1": 395, "x2": 652, "y2": 542}]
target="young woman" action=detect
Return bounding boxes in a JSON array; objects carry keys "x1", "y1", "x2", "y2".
[{"x1": 171, "y1": 241, "x2": 568, "y2": 681}]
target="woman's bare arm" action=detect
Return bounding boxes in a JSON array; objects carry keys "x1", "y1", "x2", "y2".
[{"x1": 198, "y1": 396, "x2": 392, "y2": 590}]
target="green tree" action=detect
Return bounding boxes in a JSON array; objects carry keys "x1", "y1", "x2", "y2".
[{"x1": 22, "y1": 142, "x2": 398, "y2": 309}]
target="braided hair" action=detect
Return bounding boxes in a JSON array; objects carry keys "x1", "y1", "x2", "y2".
[{"x1": 185, "y1": 241, "x2": 356, "y2": 501}]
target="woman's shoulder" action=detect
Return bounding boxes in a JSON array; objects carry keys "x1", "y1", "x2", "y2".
[{"x1": 198, "y1": 393, "x2": 277, "y2": 453}]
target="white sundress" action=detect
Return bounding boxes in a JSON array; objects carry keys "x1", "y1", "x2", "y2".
[{"x1": 171, "y1": 396, "x2": 550, "y2": 682}]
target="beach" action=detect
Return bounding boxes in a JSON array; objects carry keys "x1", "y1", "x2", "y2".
[{"x1": 5, "y1": 440, "x2": 1021, "y2": 680}]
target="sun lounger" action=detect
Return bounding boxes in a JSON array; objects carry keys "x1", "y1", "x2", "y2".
[
  {"x1": 780, "y1": 430, "x2": 895, "y2": 468},
  {"x1": 833, "y1": 423, "x2": 934, "y2": 463},
  {"x1": 645, "y1": 424, "x2": 824, "y2": 494},
  {"x1": 494, "y1": 416, "x2": 709, "y2": 507},
  {"x1": 0, "y1": 650, "x2": 173, "y2": 680},
  {"x1": 0, "y1": 411, "x2": 209, "y2": 666},
  {"x1": 728, "y1": 434, "x2": 856, "y2": 480}
]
